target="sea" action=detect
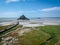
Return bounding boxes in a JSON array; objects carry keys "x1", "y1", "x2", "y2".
[
  {"x1": 0, "y1": 17, "x2": 60, "y2": 24},
  {"x1": 0, "y1": 18, "x2": 17, "y2": 23},
  {"x1": 31, "y1": 17, "x2": 60, "y2": 22}
]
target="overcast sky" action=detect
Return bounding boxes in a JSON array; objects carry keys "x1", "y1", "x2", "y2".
[{"x1": 0, "y1": 0, "x2": 60, "y2": 18}]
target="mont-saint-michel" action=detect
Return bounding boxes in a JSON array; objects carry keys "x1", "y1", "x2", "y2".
[{"x1": 0, "y1": 0, "x2": 60, "y2": 45}]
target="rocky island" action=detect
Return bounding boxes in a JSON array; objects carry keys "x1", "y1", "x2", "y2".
[{"x1": 17, "y1": 15, "x2": 30, "y2": 20}]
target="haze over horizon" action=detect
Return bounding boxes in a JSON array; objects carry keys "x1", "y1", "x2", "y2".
[{"x1": 0, "y1": 0, "x2": 60, "y2": 18}]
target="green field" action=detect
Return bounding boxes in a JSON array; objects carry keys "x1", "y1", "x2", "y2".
[
  {"x1": 18, "y1": 25, "x2": 60, "y2": 45},
  {"x1": 0, "y1": 25, "x2": 12, "y2": 30}
]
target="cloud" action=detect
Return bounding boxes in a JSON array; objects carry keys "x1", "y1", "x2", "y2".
[
  {"x1": 40, "y1": 7, "x2": 60, "y2": 12},
  {"x1": 6, "y1": 0, "x2": 20, "y2": 3},
  {"x1": 5, "y1": 0, "x2": 34, "y2": 3}
]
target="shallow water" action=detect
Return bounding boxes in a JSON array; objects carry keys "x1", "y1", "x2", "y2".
[{"x1": 0, "y1": 17, "x2": 60, "y2": 26}]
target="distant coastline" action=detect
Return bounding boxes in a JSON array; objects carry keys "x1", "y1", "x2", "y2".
[{"x1": 0, "y1": 17, "x2": 60, "y2": 27}]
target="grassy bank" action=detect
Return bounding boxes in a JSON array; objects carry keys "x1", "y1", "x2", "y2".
[
  {"x1": 0, "y1": 25, "x2": 60, "y2": 45},
  {"x1": 18, "y1": 25, "x2": 60, "y2": 45},
  {"x1": 0, "y1": 25, "x2": 12, "y2": 30},
  {"x1": 0, "y1": 25, "x2": 22, "y2": 38},
  {"x1": 39, "y1": 25, "x2": 60, "y2": 45}
]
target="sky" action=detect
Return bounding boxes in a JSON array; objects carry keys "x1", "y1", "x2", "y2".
[{"x1": 0, "y1": 0, "x2": 60, "y2": 18}]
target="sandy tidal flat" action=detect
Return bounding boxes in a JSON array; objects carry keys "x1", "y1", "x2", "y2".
[
  {"x1": 0, "y1": 20, "x2": 60, "y2": 27},
  {"x1": 0, "y1": 21, "x2": 17, "y2": 26},
  {"x1": 19, "y1": 20, "x2": 60, "y2": 27}
]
